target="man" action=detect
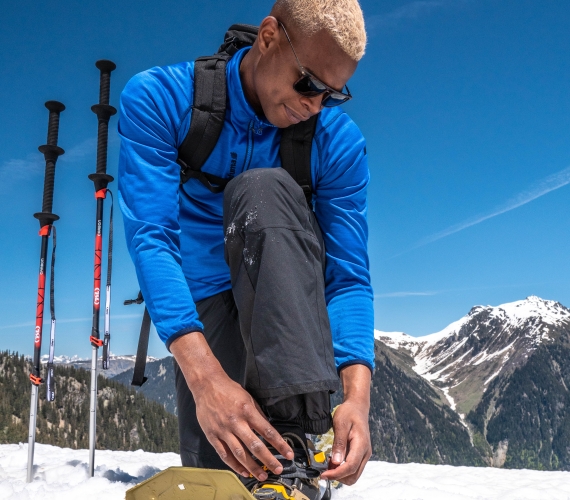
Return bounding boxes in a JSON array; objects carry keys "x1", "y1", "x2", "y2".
[{"x1": 118, "y1": 0, "x2": 374, "y2": 495}]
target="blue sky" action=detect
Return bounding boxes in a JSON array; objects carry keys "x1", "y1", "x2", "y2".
[{"x1": 1, "y1": 0, "x2": 569, "y2": 360}]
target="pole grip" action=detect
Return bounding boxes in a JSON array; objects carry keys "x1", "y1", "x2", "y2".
[
  {"x1": 92, "y1": 60, "x2": 117, "y2": 175},
  {"x1": 46, "y1": 102, "x2": 63, "y2": 145},
  {"x1": 97, "y1": 60, "x2": 115, "y2": 105},
  {"x1": 37, "y1": 101, "x2": 65, "y2": 223}
]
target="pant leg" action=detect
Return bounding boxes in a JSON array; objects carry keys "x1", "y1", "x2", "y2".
[
  {"x1": 223, "y1": 167, "x2": 339, "y2": 435},
  {"x1": 174, "y1": 290, "x2": 245, "y2": 468}
]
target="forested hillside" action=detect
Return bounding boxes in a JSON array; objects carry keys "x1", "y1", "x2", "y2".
[{"x1": 0, "y1": 351, "x2": 179, "y2": 453}]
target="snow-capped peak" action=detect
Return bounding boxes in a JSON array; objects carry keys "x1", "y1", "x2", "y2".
[
  {"x1": 415, "y1": 296, "x2": 570, "y2": 347},
  {"x1": 486, "y1": 296, "x2": 570, "y2": 326},
  {"x1": 374, "y1": 330, "x2": 423, "y2": 355},
  {"x1": 40, "y1": 354, "x2": 87, "y2": 364},
  {"x1": 374, "y1": 296, "x2": 570, "y2": 418}
]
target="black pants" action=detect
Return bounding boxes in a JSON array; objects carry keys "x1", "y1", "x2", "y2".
[{"x1": 174, "y1": 168, "x2": 339, "y2": 469}]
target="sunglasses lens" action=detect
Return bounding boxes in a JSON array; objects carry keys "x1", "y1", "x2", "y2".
[
  {"x1": 322, "y1": 93, "x2": 350, "y2": 107},
  {"x1": 293, "y1": 75, "x2": 352, "y2": 107},
  {"x1": 293, "y1": 75, "x2": 324, "y2": 96}
]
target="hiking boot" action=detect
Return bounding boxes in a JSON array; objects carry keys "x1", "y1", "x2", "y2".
[{"x1": 250, "y1": 426, "x2": 330, "y2": 500}]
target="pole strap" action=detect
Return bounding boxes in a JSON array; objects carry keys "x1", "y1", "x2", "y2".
[
  {"x1": 46, "y1": 226, "x2": 57, "y2": 401},
  {"x1": 102, "y1": 190, "x2": 114, "y2": 369}
]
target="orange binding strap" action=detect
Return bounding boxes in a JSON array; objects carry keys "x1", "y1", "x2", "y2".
[
  {"x1": 95, "y1": 189, "x2": 107, "y2": 199},
  {"x1": 29, "y1": 374, "x2": 43, "y2": 386},
  {"x1": 90, "y1": 336, "x2": 104, "y2": 347}
]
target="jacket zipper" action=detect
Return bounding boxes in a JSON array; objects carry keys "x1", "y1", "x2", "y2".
[{"x1": 242, "y1": 120, "x2": 255, "y2": 171}]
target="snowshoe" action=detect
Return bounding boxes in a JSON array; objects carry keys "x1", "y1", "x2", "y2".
[{"x1": 250, "y1": 428, "x2": 330, "y2": 500}]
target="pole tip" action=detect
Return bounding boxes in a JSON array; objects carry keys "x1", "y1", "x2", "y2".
[
  {"x1": 95, "y1": 60, "x2": 117, "y2": 73},
  {"x1": 45, "y1": 101, "x2": 65, "y2": 113}
]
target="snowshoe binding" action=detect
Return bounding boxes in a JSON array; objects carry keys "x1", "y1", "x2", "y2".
[{"x1": 250, "y1": 428, "x2": 331, "y2": 500}]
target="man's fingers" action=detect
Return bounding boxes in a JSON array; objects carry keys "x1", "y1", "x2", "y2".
[
  {"x1": 224, "y1": 434, "x2": 269, "y2": 481},
  {"x1": 321, "y1": 450, "x2": 359, "y2": 481},
  {"x1": 250, "y1": 414, "x2": 294, "y2": 461},
  {"x1": 330, "y1": 417, "x2": 350, "y2": 465},
  {"x1": 238, "y1": 427, "x2": 285, "y2": 476},
  {"x1": 321, "y1": 433, "x2": 371, "y2": 484},
  {"x1": 210, "y1": 439, "x2": 249, "y2": 478},
  {"x1": 342, "y1": 455, "x2": 369, "y2": 486}
]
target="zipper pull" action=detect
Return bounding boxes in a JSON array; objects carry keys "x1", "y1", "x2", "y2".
[{"x1": 251, "y1": 121, "x2": 263, "y2": 135}]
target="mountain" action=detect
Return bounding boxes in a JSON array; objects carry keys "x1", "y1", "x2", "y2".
[
  {"x1": 111, "y1": 357, "x2": 178, "y2": 415},
  {"x1": 367, "y1": 339, "x2": 485, "y2": 465},
  {"x1": 0, "y1": 351, "x2": 178, "y2": 452},
  {"x1": 42, "y1": 354, "x2": 157, "y2": 379},
  {"x1": 378, "y1": 296, "x2": 570, "y2": 470},
  {"x1": 111, "y1": 352, "x2": 482, "y2": 465},
  {"x1": 103, "y1": 295, "x2": 570, "y2": 470}
]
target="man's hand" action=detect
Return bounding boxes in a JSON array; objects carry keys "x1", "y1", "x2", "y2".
[
  {"x1": 321, "y1": 364, "x2": 372, "y2": 485},
  {"x1": 170, "y1": 332, "x2": 294, "y2": 481}
]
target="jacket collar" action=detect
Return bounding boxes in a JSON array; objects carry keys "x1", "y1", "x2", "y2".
[{"x1": 226, "y1": 47, "x2": 275, "y2": 131}]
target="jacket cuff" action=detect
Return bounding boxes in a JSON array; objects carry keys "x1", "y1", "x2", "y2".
[
  {"x1": 337, "y1": 359, "x2": 374, "y2": 376},
  {"x1": 165, "y1": 326, "x2": 204, "y2": 352}
]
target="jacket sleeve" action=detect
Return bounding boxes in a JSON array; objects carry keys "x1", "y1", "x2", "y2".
[
  {"x1": 314, "y1": 112, "x2": 375, "y2": 373},
  {"x1": 118, "y1": 65, "x2": 204, "y2": 349}
]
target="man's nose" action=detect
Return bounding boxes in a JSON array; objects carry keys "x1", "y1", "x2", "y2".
[{"x1": 299, "y1": 94, "x2": 324, "y2": 116}]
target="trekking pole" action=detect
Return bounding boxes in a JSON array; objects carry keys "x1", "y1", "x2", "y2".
[
  {"x1": 87, "y1": 59, "x2": 116, "y2": 477},
  {"x1": 27, "y1": 100, "x2": 65, "y2": 483}
]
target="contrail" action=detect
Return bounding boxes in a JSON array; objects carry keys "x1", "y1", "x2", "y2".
[
  {"x1": 0, "y1": 314, "x2": 141, "y2": 330},
  {"x1": 398, "y1": 165, "x2": 570, "y2": 253}
]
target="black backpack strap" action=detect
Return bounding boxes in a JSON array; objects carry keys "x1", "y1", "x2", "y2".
[
  {"x1": 178, "y1": 24, "x2": 259, "y2": 191},
  {"x1": 178, "y1": 54, "x2": 230, "y2": 190},
  {"x1": 218, "y1": 24, "x2": 259, "y2": 55},
  {"x1": 280, "y1": 115, "x2": 319, "y2": 207},
  {"x1": 131, "y1": 307, "x2": 151, "y2": 387},
  {"x1": 124, "y1": 291, "x2": 150, "y2": 387}
]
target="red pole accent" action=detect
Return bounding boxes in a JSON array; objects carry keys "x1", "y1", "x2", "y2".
[
  {"x1": 89, "y1": 336, "x2": 103, "y2": 347},
  {"x1": 95, "y1": 189, "x2": 107, "y2": 199},
  {"x1": 93, "y1": 234, "x2": 102, "y2": 310},
  {"x1": 34, "y1": 272, "x2": 46, "y2": 349},
  {"x1": 29, "y1": 374, "x2": 43, "y2": 385},
  {"x1": 38, "y1": 225, "x2": 51, "y2": 237}
]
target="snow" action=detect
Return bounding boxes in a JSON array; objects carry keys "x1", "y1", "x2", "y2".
[
  {"x1": 38, "y1": 354, "x2": 158, "y2": 365},
  {"x1": 490, "y1": 296, "x2": 570, "y2": 326},
  {"x1": 377, "y1": 297, "x2": 570, "y2": 354},
  {"x1": 419, "y1": 315, "x2": 472, "y2": 345},
  {"x1": 2, "y1": 444, "x2": 570, "y2": 500},
  {"x1": 374, "y1": 330, "x2": 422, "y2": 356},
  {"x1": 373, "y1": 330, "x2": 414, "y2": 346},
  {"x1": 333, "y1": 461, "x2": 570, "y2": 500},
  {"x1": 375, "y1": 296, "x2": 570, "y2": 387},
  {"x1": 0, "y1": 443, "x2": 180, "y2": 499}
]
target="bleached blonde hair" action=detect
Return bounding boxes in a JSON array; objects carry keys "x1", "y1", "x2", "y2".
[{"x1": 272, "y1": 0, "x2": 367, "y2": 61}]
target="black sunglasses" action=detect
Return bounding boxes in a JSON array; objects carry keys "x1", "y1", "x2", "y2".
[{"x1": 279, "y1": 22, "x2": 352, "y2": 108}]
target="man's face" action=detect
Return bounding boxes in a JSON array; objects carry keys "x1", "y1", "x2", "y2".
[{"x1": 252, "y1": 17, "x2": 358, "y2": 128}]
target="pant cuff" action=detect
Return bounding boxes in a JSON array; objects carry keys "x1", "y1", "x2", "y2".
[{"x1": 293, "y1": 413, "x2": 333, "y2": 435}]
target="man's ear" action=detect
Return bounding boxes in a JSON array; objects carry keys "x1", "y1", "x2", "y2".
[{"x1": 257, "y1": 16, "x2": 280, "y2": 56}]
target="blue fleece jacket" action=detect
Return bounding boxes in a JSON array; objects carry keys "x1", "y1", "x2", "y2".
[{"x1": 118, "y1": 47, "x2": 374, "y2": 372}]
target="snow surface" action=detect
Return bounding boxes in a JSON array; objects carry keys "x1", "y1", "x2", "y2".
[{"x1": 2, "y1": 444, "x2": 570, "y2": 500}]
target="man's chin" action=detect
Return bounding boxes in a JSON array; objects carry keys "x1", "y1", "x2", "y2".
[{"x1": 264, "y1": 110, "x2": 290, "y2": 129}]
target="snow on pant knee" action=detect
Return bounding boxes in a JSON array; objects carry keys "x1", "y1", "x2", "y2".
[{"x1": 223, "y1": 168, "x2": 339, "y2": 433}]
